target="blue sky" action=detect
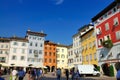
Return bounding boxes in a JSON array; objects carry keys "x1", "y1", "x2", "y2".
[{"x1": 0, "y1": 0, "x2": 114, "y2": 45}]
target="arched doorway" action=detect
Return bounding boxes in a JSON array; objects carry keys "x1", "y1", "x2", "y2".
[
  {"x1": 46, "y1": 66, "x2": 50, "y2": 72},
  {"x1": 101, "y1": 63, "x2": 110, "y2": 76},
  {"x1": 51, "y1": 66, "x2": 55, "y2": 72},
  {"x1": 115, "y1": 62, "x2": 120, "y2": 71}
]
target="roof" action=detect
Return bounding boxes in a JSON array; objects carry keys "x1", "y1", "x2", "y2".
[
  {"x1": 80, "y1": 27, "x2": 94, "y2": 38},
  {"x1": 44, "y1": 40, "x2": 57, "y2": 45},
  {"x1": 0, "y1": 37, "x2": 10, "y2": 42},
  {"x1": 56, "y1": 44, "x2": 68, "y2": 47},
  {"x1": 92, "y1": 1, "x2": 119, "y2": 22},
  {"x1": 10, "y1": 37, "x2": 28, "y2": 42},
  {"x1": 78, "y1": 24, "x2": 93, "y2": 31},
  {"x1": 26, "y1": 30, "x2": 47, "y2": 37}
]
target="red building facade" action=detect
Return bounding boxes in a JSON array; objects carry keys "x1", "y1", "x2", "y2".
[{"x1": 92, "y1": 1, "x2": 120, "y2": 76}]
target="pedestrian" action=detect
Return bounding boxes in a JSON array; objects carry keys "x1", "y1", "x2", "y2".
[
  {"x1": 11, "y1": 67, "x2": 18, "y2": 80},
  {"x1": 0, "y1": 70, "x2": 4, "y2": 80},
  {"x1": 65, "y1": 69, "x2": 69, "y2": 80},
  {"x1": 18, "y1": 67, "x2": 25, "y2": 80},
  {"x1": 117, "y1": 70, "x2": 120, "y2": 80},
  {"x1": 56, "y1": 68, "x2": 61, "y2": 80},
  {"x1": 24, "y1": 70, "x2": 31, "y2": 80},
  {"x1": 71, "y1": 68, "x2": 75, "y2": 80},
  {"x1": 36, "y1": 68, "x2": 41, "y2": 80},
  {"x1": 74, "y1": 69, "x2": 80, "y2": 80}
]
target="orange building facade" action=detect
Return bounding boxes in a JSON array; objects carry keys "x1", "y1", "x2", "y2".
[{"x1": 44, "y1": 41, "x2": 57, "y2": 72}]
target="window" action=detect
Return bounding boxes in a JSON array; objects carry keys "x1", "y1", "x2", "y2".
[
  {"x1": 104, "y1": 13, "x2": 107, "y2": 18},
  {"x1": 113, "y1": 7, "x2": 117, "y2": 13},
  {"x1": 35, "y1": 43, "x2": 37, "y2": 47},
  {"x1": 56, "y1": 49, "x2": 59, "y2": 52},
  {"x1": 5, "y1": 51, "x2": 8, "y2": 54},
  {"x1": 49, "y1": 59, "x2": 51, "y2": 63},
  {"x1": 90, "y1": 54, "x2": 92, "y2": 61},
  {"x1": 116, "y1": 31, "x2": 120, "y2": 40},
  {"x1": 105, "y1": 23, "x2": 109, "y2": 31},
  {"x1": 53, "y1": 52, "x2": 55, "y2": 56},
  {"x1": 113, "y1": 17, "x2": 119, "y2": 26},
  {"x1": 45, "y1": 58, "x2": 47, "y2": 63},
  {"x1": 61, "y1": 54, "x2": 65, "y2": 58},
  {"x1": 53, "y1": 59, "x2": 55, "y2": 63},
  {"x1": 13, "y1": 48, "x2": 17, "y2": 53},
  {"x1": 6, "y1": 45, "x2": 8, "y2": 48},
  {"x1": 29, "y1": 49, "x2": 32, "y2": 54},
  {"x1": 39, "y1": 50, "x2": 42, "y2": 54},
  {"x1": 98, "y1": 39, "x2": 103, "y2": 46},
  {"x1": 1, "y1": 45, "x2": 3, "y2": 48},
  {"x1": 12, "y1": 55, "x2": 16, "y2": 60},
  {"x1": 57, "y1": 60, "x2": 60, "y2": 63},
  {"x1": 21, "y1": 56, "x2": 25, "y2": 60},
  {"x1": 49, "y1": 52, "x2": 51, "y2": 56},
  {"x1": 62, "y1": 60, "x2": 64, "y2": 62},
  {"x1": 104, "y1": 35, "x2": 110, "y2": 41},
  {"x1": 57, "y1": 54, "x2": 60, "y2": 58},
  {"x1": 40, "y1": 44, "x2": 42, "y2": 47},
  {"x1": 30, "y1": 42, "x2": 32, "y2": 46},
  {"x1": 86, "y1": 55, "x2": 88, "y2": 61},
  {"x1": 22, "y1": 49, "x2": 25, "y2": 53},
  {"x1": 13, "y1": 42, "x2": 18, "y2": 45},
  {"x1": 22, "y1": 43, "x2": 26, "y2": 46},
  {"x1": 0, "y1": 51, "x2": 3, "y2": 54},
  {"x1": 45, "y1": 52, "x2": 47, "y2": 56},
  {"x1": 94, "y1": 53, "x2": 97, "y2": 60},
  {"x1": 96, "y1": 28, "x2": 101, "y2": 35},
  {"x1": 62, "y1": 49, "x2": 64, "y2": 52}
]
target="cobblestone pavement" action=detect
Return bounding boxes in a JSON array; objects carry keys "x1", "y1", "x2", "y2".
[{"x1": 1, "y1": 72, "x2": 116, "y2": 80}]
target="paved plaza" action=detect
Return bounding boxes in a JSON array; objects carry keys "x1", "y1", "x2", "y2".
[{"x1": 1, "y1": 72, "x2": 116, "y2": 80}]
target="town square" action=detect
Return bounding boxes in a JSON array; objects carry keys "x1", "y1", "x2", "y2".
[{"x1": 0, "y1": 0, "x2": 120, "y2": 80}]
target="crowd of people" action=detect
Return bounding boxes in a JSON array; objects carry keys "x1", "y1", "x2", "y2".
[
  {"x1": 0, "y1": 62, "x2": 120, "y2": 80},
  {"x1": 0, "y1": 67, "x2": 43, "y2": 80},
  {"x1": 56, "y1": 68, "x2": 80, "y2": 80}
]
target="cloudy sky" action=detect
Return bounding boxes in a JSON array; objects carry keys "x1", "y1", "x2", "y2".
[{"x1": 0, "y1": 0, "x2": 114, "y2": 45}]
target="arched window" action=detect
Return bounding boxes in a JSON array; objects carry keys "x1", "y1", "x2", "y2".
[{"x1": 61, "y1": 54, "x2": 65, "y2": 58}]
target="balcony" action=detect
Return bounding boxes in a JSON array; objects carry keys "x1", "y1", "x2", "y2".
[{"x1": 102, "y1": 40, "x2": 113, "y2": 48}]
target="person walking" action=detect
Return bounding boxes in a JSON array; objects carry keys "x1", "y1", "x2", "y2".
[
  {"x1": 24, "y1": 70, "x2": 31, "y2": 80},
  {"x1": 0, "y1": 70, "x2": 4, "y2": 80},
  {"x1": 65, "y1": 69, "x2": 69, "y2": 80},
  {"x1": 74, "y1": 69, "x2": 80, "y2": 80},
  {"x1": 12, "y1": 67, "x2": 18, "y2": 80},
  {"x1": 56, "y1": 68, "x2": 61, "y2": 80},
  {"x1": 18, "y1": 67, "x2": 25, "y2": 80},
  {"x1": 116, "y1": 69, "x2": 120, "y2": 80},
  {"x1": 71, "y1": 68, "x2": 75, "y2": 80}
]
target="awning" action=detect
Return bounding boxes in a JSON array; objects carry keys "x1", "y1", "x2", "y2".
[{"x1": 0, "y1": 63, "x2": 9, "y2": 67}]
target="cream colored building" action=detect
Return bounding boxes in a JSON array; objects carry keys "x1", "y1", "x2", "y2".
[
  {"x1": 8, "y1": 37, "x2": 28, "y2": 67},
  {"x1": 0, "y1": 38, "x2": 10, "y2": 65},
  {"x1": 67, "y1": 44, "x2": 74, "y2": 68},
  {"x1": 56, "y1": 44, "x2": 68, "y2": 69},
  {"x1": 72, "y1": 30, "x2": 82, "y2": 67}
]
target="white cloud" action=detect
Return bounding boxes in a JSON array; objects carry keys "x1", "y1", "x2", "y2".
[
  {"x1": 55, "y1": 0, "x2": 64, "y2": 5},
  {"x1": 51, "y1": 0, "x2": 64, "y2": 5}
]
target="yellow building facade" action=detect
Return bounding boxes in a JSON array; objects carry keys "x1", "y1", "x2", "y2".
[{"x1": 80, "y1": 25, "x2": 98, "y2": 65}]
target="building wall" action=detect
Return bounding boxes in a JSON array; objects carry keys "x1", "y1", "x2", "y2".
[
  {"x1": 27, "y1": 35, "x2": 45, "y2": 67},
  {"x1": 81, "y1": 29, "x2": 98, "y2": 65},
  {"x1": 44, "y1": 42, "x2": 57, "y2": 69},
  {"x1": 67, "y1": 45, "x2": 74, "y2": 68},
  {"x1": 96, "y1": 12, "x2": 120, "y2": 48},
  {"x1": 0, "y1": 42, "x2": 9, "y2": 63},
  {"x1": 56, "y1": 46, "x2": 68, "y2": 69},
  {"x1": 9, "y1": 41, "x2": 28, "y2": 67},
  {"x1": 72, "y1": 33, "x2": 82, "y2": 66}
]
